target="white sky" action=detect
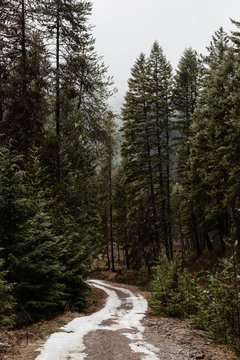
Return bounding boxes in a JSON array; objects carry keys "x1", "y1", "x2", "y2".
[{"x1": 90, "y1": 0, "x2": 240, "y2": 113}]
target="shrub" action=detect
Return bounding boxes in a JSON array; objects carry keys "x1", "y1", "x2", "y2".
[
  {"x1": 150, "y1": 258, "x2": 198, "y2": 318},
  {"x1": 150, "y1": 250, "x2": 240, "y2": 352},
  {"x1": 0, "y1": 260, "x2": 15, "y2": 329}
]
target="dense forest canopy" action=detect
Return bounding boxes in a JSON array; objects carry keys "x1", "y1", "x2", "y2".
[
  {"x1": 119, "y1": 25, "x2": 240, "y2": 268},
  {"x1": 1, "y1": 2, "x2": 240, "y2": 351},
  {"x1": 0, "y1": 0, "x2": 115, "y2": 326},
  {"x1": 118, "y1": 23, "x2": 240, "y2": 351}
]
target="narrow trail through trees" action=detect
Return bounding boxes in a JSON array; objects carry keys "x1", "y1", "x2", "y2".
[
  {"x1": 35, "y1": 280, "x2": 159, "y2": 359},
  {"x1": 35, "y1": 280, "x2": 238, "y2": 360}
]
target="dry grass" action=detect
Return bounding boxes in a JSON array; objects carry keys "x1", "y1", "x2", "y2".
[{"x1": 0, "y1": 287, "x2": 106, "y2": 360}]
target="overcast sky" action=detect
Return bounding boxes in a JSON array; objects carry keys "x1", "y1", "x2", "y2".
[{"x1": 90, "y1": 0, "x2": 240, "y2": 113}]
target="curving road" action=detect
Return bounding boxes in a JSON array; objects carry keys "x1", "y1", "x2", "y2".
[{"x1": 35, "y1": 280, "x2": 159, "y2": 360}]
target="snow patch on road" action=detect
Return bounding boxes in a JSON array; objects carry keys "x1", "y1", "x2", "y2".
[{"x1": 35, "y1": 280, "x2": 159, "y2": 360}]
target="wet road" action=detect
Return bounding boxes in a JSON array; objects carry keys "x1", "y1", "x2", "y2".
[{"x1": 35, "y1": 280, "x2": 159, "y2": 360}]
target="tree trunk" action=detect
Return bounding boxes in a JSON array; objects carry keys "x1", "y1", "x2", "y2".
[
  {"x1": 156, "y1": 126, "x2": 169, "y2": 259},
  {"x1": 0, "y1": 72, "x2": 3, "y2": 125},
  {"x1": 117, "y1": 243, "x2": 121, "y2": 264},
  {"x1": 146, "y1": 149, "x2": 158, "y2": 258},
  {"x1": 125, "y1": 246, "x2": 130, "y2": 269},
  {"x1": 109, "y1": 155, "x2": 115, "y2": 272},
  {"x1": 231, "y1": 203, "x2": 240, "y2": 254},
  {"x1": 144, "y1": 116, "x2": 159, "y2": 256},
  {"x1": 165, "y1": 115, "x2": 173, "y2": 259},
  {"x1": 191, "y1": 204, "x2": 201, "y2": 256},
  {"x1": 21, "y1": 0, "x2": 27, "y2": 94},
  {"x1": 106, "y1": 241, "x2": 110, "y2": 270},
  {"x1": 124, "y1": 219, "x2": 130, "y2": 269},
  {"x1": 203, "y1": 230, "x2": 214, "y2": 251},
  {"x1": 218, "y1": 214, "x2": 226, "y2": 251},
  {"x1": 154, "y1": 93, "x2": 168, "y2": 258},
  {"x1": 55, "y1": 2, "x2": 60, "y2": 181}
]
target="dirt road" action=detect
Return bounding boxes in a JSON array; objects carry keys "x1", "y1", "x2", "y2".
[{"x1": 35, "y1": 280, "x2": 239, "y2": 360}]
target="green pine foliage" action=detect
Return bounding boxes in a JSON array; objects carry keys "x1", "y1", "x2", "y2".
[
  {"x1": 120, "y1": 43, "x2": 173, "y2": 268},
  {"x1": 97, "y1": 113, "x2": 118, "y2": 271},
  {"x1": 150, "y1": 249, "x2": 240, "y2": 352},
  {"x1": 121, "y1": 52, "x2": 158, "y2": 269},
  {"x1": 0, "y1": 147, "x2": 29, "y2": 265},
  {"x1": 0, "y1": 1, "x2": 50, "y2": 155},
  {"x1": 113, "y1": 164, "x2": 130, "y2": 268},
  {"x1": 0, "y1": 0, "x2": 115, "y2": 326},
  {"x1": 122, "y1": 22, "x2": 240, "y2": 354},
  {"x1": 3, "y1": 4, "x2": 240, "y2": 355},
  {"x1": 0, "y1": 147, "x2": 65, "y2": 322},
  {"x1": 171, "y1": 47, "x2": 203, "y2": 257},
  {"x1": 151, "y1": 258, "x2": 198, "y2": 318},
  {"x1": 171, "y1": 27, "x2": 240, "y2": 258},
  {"x1": 173, "y1": 48, "x2": 201, "y2": 141},
  {"x1": 52, "y1": 179, "x2": 95, "y2": 311},
  {"x1": 10, "y1": 211, "x2": 66, "y2": 322},
  {"x1": 0, "y1": 260, "x2": 15, "y2": 329}
]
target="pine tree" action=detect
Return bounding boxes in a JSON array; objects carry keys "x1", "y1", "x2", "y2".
[
  {"x1": 0, "y1": 1, "x2": 49, "y2": 155},
  {"x1": 0, "y1": 259, "x2": 15, "y2": 329},
  {"x1": 148, "y1": 41, "x2": 173, "y2": 258},
  {"x1": 0, "y1": 147, "x2": 29, "y2": 265},
  {"x1": 121, "y1": 44, "x2": 174, "y2": 266},
  {"x1": 0, "y1": 147, "x2": 66, "y2": 321},
  {"x1": 36, "y1": 0, "x2": 94, "y2": 180},
  {"x1": 113, "y1": 164, "x2": 130, "y2": 269},
  {"x1": 222, "y1": 19, "x2": 240, "y2": 246},
  {"x1": 121, "y1": 53, "x2": 159, "y2": 269},
  {"x1": 0, "y1": 0, "x2": 115, "y2": 326},
  {"x1": 182, "y1": 28, "x2": 234, "y2": 254},
  {"x1": 173, "y1": 48, "x2": 200, "y2": 141},
  {"x1": 172, "y1": 48, "x2": 203, "y2": 257},
  {"x1": 97, "y1": 112, "x2": 117, "y2": 271}
]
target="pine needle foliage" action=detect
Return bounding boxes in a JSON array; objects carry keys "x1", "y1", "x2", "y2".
[
  {"x1": 0, "y1": 0, "x2": 115, "y2": 327},
  {"x1": 150, "y1": 246, "x2": 240, "y2": 352},
  {"x1": 151, "y1": 258, "x2": 198, "y2": 318},
  {"x1": 0, "y1": 260, "x2": 15, "y2": 329}
]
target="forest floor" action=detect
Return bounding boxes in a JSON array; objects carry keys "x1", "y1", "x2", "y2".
[
  {"x1": 0, "y1": 287, "x2": 106, "y2": 360},
  {"x1": 0, "y1": 267, "x2": 239, "y2": 360}
]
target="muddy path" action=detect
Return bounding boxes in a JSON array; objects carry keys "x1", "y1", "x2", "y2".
[
  {"x1": 36, "y1": 280, "x2": 157, "y2": 359},
  {"x1": 35, "y1": 280, "x2": 239, "y2": 360}
]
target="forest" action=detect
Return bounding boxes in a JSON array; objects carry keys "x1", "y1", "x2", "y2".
[{"x1": 1, "y1": 0, "x2": 240, "y2": 354}]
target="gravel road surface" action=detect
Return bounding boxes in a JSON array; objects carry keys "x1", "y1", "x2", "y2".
[{"x1": 35, "y1": 280, "x2": 239, "y2": 360}]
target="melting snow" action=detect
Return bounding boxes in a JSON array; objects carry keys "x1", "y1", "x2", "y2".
[{"x1": 35, "y1": 280, "x2": 159, "y2": 360}]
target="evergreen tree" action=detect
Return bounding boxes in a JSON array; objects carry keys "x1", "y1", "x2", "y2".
[
  {"x1": 0, "y1": 1, "x2": 49, "y2": 155},
  {"x1": 0, "y1": 0, "x2": 115, "y2": 326},
  {"x1": 0, "y1": 260, "x2": 15, "y2": 329},
  {"x1": 173, "y1": 48, "x2": 200, "y2": 141},
  {"x1": 121, "y1": 45, "x2": 174, "y2": 267},
  {"x1": 113, "y1": 164, "x2": 130, "y2": 269},
  {"x1": 222, "y1": 19, "x2": 240, "y2": 246},
  {"x1": 50, "y1": 146, "x2": 98, "y2": 311},
  {"x1": 0, "y1": 147, "x2": 66, "y2": 321},
  {"x1": 97, "y1": 112, "x2": 117, "y2": 271},
  {"x1": 121, "y1": 53, "x2": 159, "y2": 269},
  {"x1": 0, "y1": 147, "x2": 28, "y2": 265},
  {"x1": 172, "y1": 48, "x2": 202, "y2": 257},
  {"x1": 148, "y1": 41, "x2": 173, "y2": 258},
  {"x1": 181, "y1": 28, "x2": 234, "y2": 254},
  {"x1": 36, "y1": 0, "x2": 93, "y2": 180}
]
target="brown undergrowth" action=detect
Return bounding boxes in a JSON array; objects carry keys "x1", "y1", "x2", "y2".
[
  {"x1": 1, "y1": 255, "x2": 239, "y2": 360},
  {"x1": 0, "y1": 287, "x2": 106, "y2": 360},
  {"x1": 91, "y1": 260, "x2": 152, "y2": 290}
]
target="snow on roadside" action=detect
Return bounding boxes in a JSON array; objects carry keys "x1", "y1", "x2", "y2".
[{"x1": 35, "y1": 280, "x2": 159, "y2": 360}]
